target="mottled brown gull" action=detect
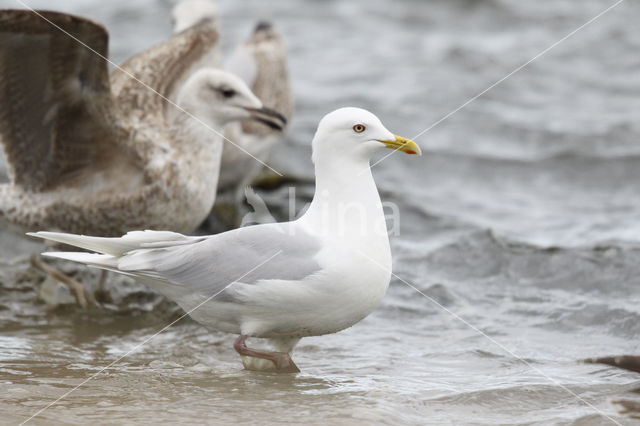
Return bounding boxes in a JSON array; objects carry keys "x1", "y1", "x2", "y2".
[
  {"x1": 221, "y1": 21, "x2": 293, "y2": 195},
  {"x1": 172, "y1": 0, "x2": 293, "y2": 218},
  {"x1": 0, "y1": 9, "x2": 285, "y2": 238},
  {"x1": 30, "y1": 108, "x2": 421, "y2": 372}
]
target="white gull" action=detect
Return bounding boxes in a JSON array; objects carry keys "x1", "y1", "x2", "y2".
[{"x1": 29, "y1": 108, "x2": 421, "y2": 372}]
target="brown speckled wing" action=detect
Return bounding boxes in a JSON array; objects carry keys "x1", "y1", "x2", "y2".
[
  {"x1": 0, "y1": 9, "x2": 122, "y2": 191},
  {"x1": 110, "y1": 21, "x2": 220, "y2": 125},
  {"x1": 237, "y1": 22, "x2": 293, "y2": 136}
]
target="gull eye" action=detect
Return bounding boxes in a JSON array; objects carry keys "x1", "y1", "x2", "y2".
[
  {"x1": 220, "y1": 88, "x2": 236, "y2": 98},
  {"x1": 353, "y1": 124, "x2": 366, "y2": 133}
]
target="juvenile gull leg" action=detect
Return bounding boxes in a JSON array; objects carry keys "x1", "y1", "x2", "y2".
[
  {"x1": 94, "y1": 270, "x2": 110, "y2": 304},
  {"x1": 30, "y1": 254, "x2": 92, "y2": 308},
  {"x1": 233, "y1": 335, "x2": 300, "y2": 373}
]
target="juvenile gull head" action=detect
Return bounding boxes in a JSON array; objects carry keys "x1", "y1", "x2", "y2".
[{"x1": 176, "y1": 68, "x2": 286, "y2": 131}]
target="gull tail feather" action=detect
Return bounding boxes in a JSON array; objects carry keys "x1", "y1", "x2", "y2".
[
  {"x1": 28, "y1": 231, "x2": 204, "y2": 287},
  {"x1": 27, "y1": 230, "x2": 195, "y2": 256},
  {"x1": 42, "y1": 251, "x2": 153, "y2": 282},
  {"x1": 43, "y1": 252, "x2": 120, "y2": 270}
]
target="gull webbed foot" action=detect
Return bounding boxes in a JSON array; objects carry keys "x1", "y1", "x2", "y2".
[{"x1": 234, "y1": 335, "x2": 300, "y2": 373}]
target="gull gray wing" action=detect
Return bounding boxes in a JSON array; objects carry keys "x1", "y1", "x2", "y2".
[
  {"x1": 118, "y1": 223, "x2": 322, "y2": 296},
  {"x1": 0, "y1": 10, "x2": 127, "y2": 191},
  {"x1": 110, "y1": 21, "x2": 220, "y2": 124},
  {"x1": 227, "y1": 22, "x2": 293, "y2": 137}
]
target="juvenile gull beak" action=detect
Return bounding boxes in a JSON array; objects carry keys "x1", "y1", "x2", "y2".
[
  {"x1": 377, "y1": 135, "x2": 422, "y2": 155},
  {"x1": 244, "y1": 106, "x2": 287, "y2": 131}
]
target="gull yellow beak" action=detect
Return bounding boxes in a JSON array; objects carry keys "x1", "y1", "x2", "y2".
[{"x1": 377, "y1": 135, "x2": 422, "y2": 156}]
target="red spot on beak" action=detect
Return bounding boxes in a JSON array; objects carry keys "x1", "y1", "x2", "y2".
[{"x1": 406, "y1": 150, "x2": 417, "y2": 155}]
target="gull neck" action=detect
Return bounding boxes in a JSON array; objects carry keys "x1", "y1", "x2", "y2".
[{"x1": 303, "y1": 153, "x2": 387, "y2": 244}]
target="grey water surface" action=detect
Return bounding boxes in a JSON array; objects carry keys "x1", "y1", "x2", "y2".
[{"x1": 1, "y1": 0, "x2": 639, "y2": 424}]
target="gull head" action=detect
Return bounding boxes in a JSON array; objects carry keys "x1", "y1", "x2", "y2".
[
  {"x1": 177, "y1": 68, "x2": 287, "y2": 130},
  {"x1": 311, "y1": 107, "x2": 421, "y2": 164},
  {"x1": 171, "y1": 0, "x2": 219, "y2": 33}
]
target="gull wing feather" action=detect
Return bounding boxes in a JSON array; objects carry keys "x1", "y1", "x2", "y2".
[
  {"x1": 33, "y1": 224, "x2": 323, "y2": 298},
  {"x1": 110, "y1": 20, "x2": 220, "y2": 125},
  {"x1": 29, "y1": 230, "x2": 204, "y2": 256},
  {"x1": 118, "y1": 223, "x2": 322, "y2": 293},
  {"x1": 0, "y1": 10, "x2": 126, "y2": 190},
  {"x1": 227, "y1": 22, "x2": 293, "y2": 137}
]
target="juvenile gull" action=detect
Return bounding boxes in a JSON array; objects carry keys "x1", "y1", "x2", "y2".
[
  {"x1": 0, "y1": 10, "x2": 285, "y2": 237},
  {"x1": 172, "y1": 0, "x2": 293, "y2": 222},
  {"x1": 220, "y1": 21, "x2": 293, "y2": 194},
  {"x1": 30, "y1": 108, "x2": 421, "y2": 372}
]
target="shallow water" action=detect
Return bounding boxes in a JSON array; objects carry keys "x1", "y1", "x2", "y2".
[{"x1": 1, "y1": 0, "x2": 640, "y2": 424}]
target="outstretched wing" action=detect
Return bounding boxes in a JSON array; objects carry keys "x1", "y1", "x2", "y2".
[
  {"x1": 0, "y1": 10, "x2": 125, "y2": 191},
  {"x1": 226, "y1": 22, "x2": 293, "y2": 137},
  {"x1": 110, "y1": 20, "x2": 220, "y2": 125}
]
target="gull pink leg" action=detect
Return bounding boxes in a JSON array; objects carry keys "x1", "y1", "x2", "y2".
[{"x1": 233, "y1": 335, "x2": 300, "y2": 373}]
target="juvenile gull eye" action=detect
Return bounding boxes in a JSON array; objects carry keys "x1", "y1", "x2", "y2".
[
  {"x1": 353, "y1": 124, "x2": 366, "y2": 133},
  {"x1": 221, "y1": 88, "x2": 236, "y2": 98}
]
